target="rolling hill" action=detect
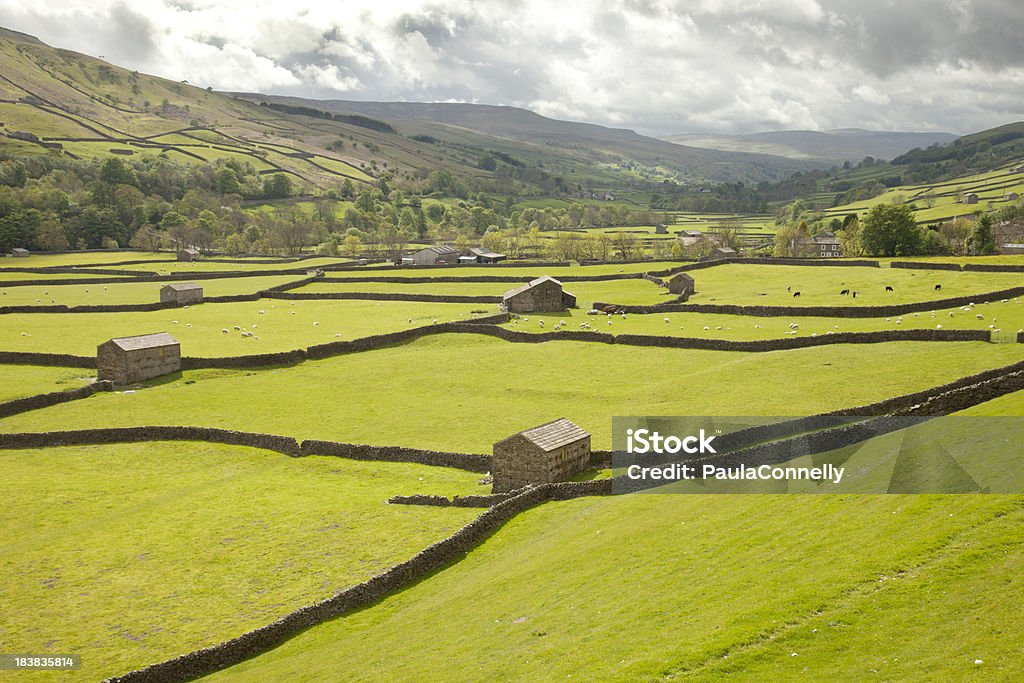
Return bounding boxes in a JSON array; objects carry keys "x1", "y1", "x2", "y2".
[
  {"x1": 664, "y1": 128, "x2": 958, "y2": 163},
  {"x1": 228, "y1": 94, "x2": 826, "y2": 185}
]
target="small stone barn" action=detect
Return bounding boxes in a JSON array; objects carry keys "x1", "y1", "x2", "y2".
[
  {"x1": 1005, "y1": 192, "x2": 1020, "y2": 201},
  {"x1": 668, "y1": 272, "x2": 695, "y2": 295},
  {"x1": 492, "y1": 418, "x2": 591, "y2": 493},
  {"x1": 502, "y1": 276, "x2": 576, "y2": 313},
  {"x1": 160, "y1": 283, "x2": 203, "y2": 305},
  {"x1": 97, "y1": 332, "x2": 181, "y2": 386},
  {"x1": 177, "y1": 248, "x2": 200, "y2": 262},
  {"x1": 961, "y1": 192, "x2": 979, "y2": 205},
  {"x1": 11, "y1": 248, "x2": 29, "y2": 257}
]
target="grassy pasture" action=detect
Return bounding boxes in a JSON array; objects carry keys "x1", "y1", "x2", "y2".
[
  {"x1": 502, "y1": 295, "x2": 1024, "y2": 339},
  {"x1": 0, "y1": 300, "x2": 498, "y2": 356},
  {"x1": 203, "y1": 493, "x2": 1024, "y2": 682},
  {"x1": 0, "y1": 275, "x2": 300, "y2": 306},
  {"x1": 0, "y1": 365, "x2": 94, "y2": 402},
  {"x1": 688, "y1": 263, "x2": 1024, "y2": 307},
  {"x1": 3, "y1": 336, "x2": 1022, "y2": 452},
  {"x1": 0, "y1": 442, "x2": 481, "y2": 681},
  {"x1": 0, "y1": 252, "x2": 173, "y2": 267},
  {"x1": 86, "y1": 257, "x2": 357, "y2": 274},
  {"x1": 315, "y1": 261, "x2": 685, "y2": 279},
  {"x1": 296, "y1": 279, "x2": 670, "y2": 307}
]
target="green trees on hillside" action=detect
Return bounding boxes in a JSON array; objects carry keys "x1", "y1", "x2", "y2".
[{"x1": 860, "y1": 204, "x2": 921, "y2": 256}]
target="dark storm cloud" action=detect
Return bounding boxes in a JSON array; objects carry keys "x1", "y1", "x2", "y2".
[{"x1": 0, "y1": 0, "x2": 1021, "y2": 135}]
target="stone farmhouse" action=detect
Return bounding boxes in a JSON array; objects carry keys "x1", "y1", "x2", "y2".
[
  {"x1": 97, "y1": 332, "x2": 181, "y2": 387},
  {"x1": 803, "y1": 230, "x2": 843, "y2": 258},
  {"x1": 160, "y1": 283, "x2": 203, "y2": 305},
  {"x1": 492, "y1": 418, "x2": 592, "y2": 493},
  {"x1": 403, "y1": 245, "x2": 459, "y2": 266},
  {"x1": 502, "y1": 276, "x2": 576, "y2": 313}
]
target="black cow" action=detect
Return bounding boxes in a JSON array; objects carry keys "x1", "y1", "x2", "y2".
[
  {"x1": 935, "y1": 284, "x2": 942, "y2": 291},
  {"x1": 793, "y1": 291, "x2": 801, "y2": 298},
  {"x1": 885, "y1": 286, "x2": 894, "y2": 292},
  {"x1": 840, "y1": 289, "x2": 849, "y2": 295}
]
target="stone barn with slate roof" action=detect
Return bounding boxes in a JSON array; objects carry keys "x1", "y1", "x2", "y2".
[
  {"x1": 160, "y1": 283, "x2": 203, "y2": 305},
  {"x1": 11, "y1": 247, "x2": 29, "y2": 257},
  {"x1": 405, "y1": 245, "x2": 459, "y2": 266},
  {"x1": 492, "y1": 418, "x2": 591, "y2": 493},
  {"x1": 97, "y1": 332, "x2": 181, "y2": 386},
  {"x1": 177, "y1": 248, "x2": 200, "y2": 262},
  {"x1": 502, "y1": 276, "x2": 576, "y2": 313},
  {"x1": 668, "y1": 272, "x2": 695, "y2": 296}
]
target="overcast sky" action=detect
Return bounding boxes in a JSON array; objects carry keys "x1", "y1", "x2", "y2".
[{"x1": 1, "y1": 0, "x2": 1022, "y2": 136}]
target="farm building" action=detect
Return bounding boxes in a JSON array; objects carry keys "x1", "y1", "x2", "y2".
[
  {"x1": 655, "y1": 224, "x2": 668, "y2": 234},
  {"x1": 460, "y1": 247, "x2": 507, "y2": 264},
  {"x1": 961, "y1": 192, "x2": 979, "y2": 205},
  {"x1": 668, "y1": 272, "x2": 695, "y2": 295},
  {"x1": 97, "y1": 332, "x2": 181, "y2": 387},
  {"x1": 807, "y1": 231, "x2": 842, "y2": 258},
  {"x1": 708, "y1": 246, "x2": 737, "y2": 260},
  {"x1": 492, "y1": 418, "x2": 592, "y2": 493},
  {"x1": 1005, "y1": 191, "x2": 1020, "y2": 201},
  {"x1": 502, "y1": 276, "x2": 576, "y2": 313},
  {"x1": 10, "y1": 248, "x2": 29, "y2": 257},
  {"x1": 177, "y1": 248, "x2": 200, "y2": 262},
  {"x1": 403, "y1": 245, "x2": 459, "y2": 266},
  {"x1": 160, "y1": 283, "x2": 203, "y2": 305},
  {"x1": 999, "y1": 244, "x2": 1024, "y2": 255}
]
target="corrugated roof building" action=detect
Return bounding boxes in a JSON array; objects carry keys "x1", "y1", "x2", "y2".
[
  {"x1": 97, "y1": 332, "x2": 181, "y2": 386},
  {"x1": 492, "y1": 418, "x2": 591, "y2": 493}
]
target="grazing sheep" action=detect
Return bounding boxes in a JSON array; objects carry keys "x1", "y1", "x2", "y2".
[
  {"x1": 976, "y1": 314, "x2": 984, "y2": 320},
  {"x1": 433, "y1": 319, "x2": 438, "y2": 324},
  {"x1": 913, "y1": 312, "x2": 919, "y2": 317},
  {"x1": 664, "y1": 317, "x2": 670, "y2": 323},
  {"x1": 313, "y1": 322, "x2": 319, "y2": 326},
  {"x1": 20, "y1": 332, "x2": 27, "y2": 336},
  {"x1": 172, "y1": 320, "x2": 179, "y2": 324},
  {"x1": 539, "y1": 320, "x2": 545, "y2": 327},
  {"x1": 241, "y1": 331, "x2": 253, "y2": 337},
  {"x1": 937, "y1": 325, "x2": 943, "y2": 329},
  {"x1": 186, "y1": 323, "x2": 192, "y2": 328},
  {"x1": 703, "y1": 326, "x2": 710, "y2": 330},
  {"x1": 754, "y1": 324, "x2": 762, "y2": 329},
  {"x1": 291, "y1": 311, "x2": 296, "y2": 315},
  {"x1": 715, "y1": 326, "x2": 723, "y2": 330},
  {"x1": 221, "y1": 329, "x2": 229, "y2": 334},
  {"x1": 258, "y1": 310, "x2": 265, "y2": 315},
  {"x1": 607, "y1": 320, "x2": 612, "y2": 326},
  {"x1": 335, "y1": 333, "x2": 342, "y2": 337},
  {"x1": 233, "y1": 325, "x2": 241, "y2": 330},
  {"x1": 949, "y1": 312, "x2": 954, "y2": 317}
]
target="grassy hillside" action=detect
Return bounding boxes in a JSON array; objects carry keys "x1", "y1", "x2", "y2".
[{"x1": 232, "y1": 95, "x2": 824, "y2": 185}]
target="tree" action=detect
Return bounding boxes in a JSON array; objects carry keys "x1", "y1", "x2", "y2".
[
  {"x1": 341, "y1": 234, "x2": 363, "y2": 256},
  {"x1": 838, "y1": 216, "x2": 863, "y2": 256},
  {"x1": 262, "y1": 173, "x2": 292, "y2": 199},
  {"x1": 215, "y1": 167, "x2": 242, "y2": 195},
  {"x1": 968, "y1": 214, "x2": 996, "y2": 255},
  {"x1": 860, "y1": 203, "x2": 922, "y2": 256}
]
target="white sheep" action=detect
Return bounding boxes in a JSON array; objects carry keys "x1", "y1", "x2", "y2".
[
  {"x1": 233, "y1": 325, "x2": 241, "y2": 330},
  {"x1": 221, "y1": 328, "x2": 229, "y2": 334},
  {"x1": 258, "y1": 310, "x2": 265, "y2": 315},
  {"x1": 976, "y1": 314, "x2": 984, "y2": 320},
  {"x1": 664, "y1": 317, "x2": 670, "y2": 323},
  {"x1": 754, "y1": 324, "x2": 762, "y2": 329},
  {"x1": 313, "y1": 321, "x2": 319, "y2": 326},
  {"x1": 539, "y1": 320, "x2": 545, "y2": 327},
  {"x1": 715, "y1": 326, "x2": 722, "y2": 330},
  {"x1": 172, "y1": 320, "x2": 179, "y2": 324},
  {"x1": 937, "y1": 324, "x2": 943, "y2": 329},
  {"x1": 703, "y1": 326, "x2": 710, "y2": 330}
]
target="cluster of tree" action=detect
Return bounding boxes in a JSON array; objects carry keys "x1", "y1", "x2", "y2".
[{"x1": 258, "y1": 102, "x2": 395, "y2": 133}]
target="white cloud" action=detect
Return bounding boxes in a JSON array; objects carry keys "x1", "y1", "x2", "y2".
[{"x1": 0, "y1": 0, "x2": 1021, "y2": 135}]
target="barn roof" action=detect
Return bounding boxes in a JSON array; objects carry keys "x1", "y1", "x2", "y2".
[
  {"x1": 161, "y1": 282, "x2": 202, "y2": 291},
  {"x1": 518, "y1": 418, "x2": 590, "y2": 451},
  {"x1": 670, "y1": 272, "x2": 694, "y2": 281},
  {"x1": 502, "y1": 275, "x2": 564, "y2": 299},
  {"x1": 469, "y1": 247, "x2": 505, "y2": 258},
  {"x1": 418, "y1": 244, "x2": 458, "y2": 256},
  {"x1": 106, "y1": 332, "x2": 179, "y2": 351}
]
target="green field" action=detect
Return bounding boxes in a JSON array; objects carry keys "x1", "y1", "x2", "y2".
[
  {"x1": 0, "y1": 300, "x2": 498, "y2": 356},
  {"x1": 205, "y1": 493, "x2": 1023, "y2": 682},
  {"x1": 688, "y1": 263, "x2": 1024, "y2": 307},
  {"x1": 0, "y1": 365, "x2": 94, "y2": 401},
  {"x1": 0, "y1": 442, "x2": 481, "y2": 681},
  {"x1": 0, "y1": 275, "x2": 300, "y2": 306},
  {"x1": 4, "y1": 337, "x2": 1022, "y2": 452}
]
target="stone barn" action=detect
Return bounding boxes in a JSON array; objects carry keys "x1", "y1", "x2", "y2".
[
  {"x1": 1005, "y1": 192, "x2": 1020, "y2": 201},
  {"x1": 97, "y1": 332, "x2": 181, "y2": 387},
  {"x1": 961, "y1": 192, "x2": 979, "y2": 205},
  {"x1": 11, "y1": 248, "x2": 29, "y2": 257},
  {"x1": 177, "y1": 248, "x2": 200, "y2": 262},
  {"x1": 668, "y1": 272, "x2": 695, "y2": 296},
  {"x1": 160, "y1": 283, "x2": 203, "y2": 305},
  {"x1": 709, "y1": 246, "x2": 736, "y2": 260},
  {"x1": 502, "y1": 276, "x2": 576, "y2": 313},
  {"x1": 492, "y1": 418, "x2": 591, "y2": 493}
]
